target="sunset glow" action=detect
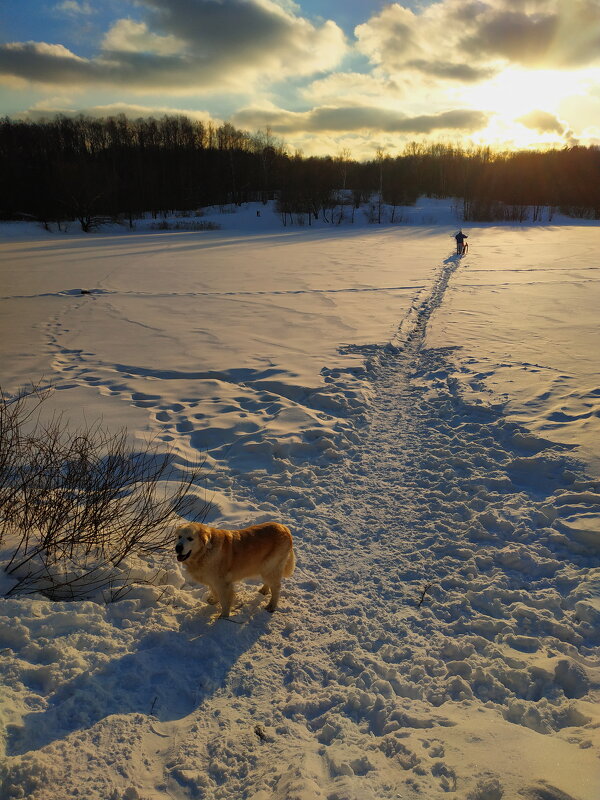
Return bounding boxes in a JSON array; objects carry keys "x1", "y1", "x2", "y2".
[
  {"x1": 458, "y1": 67, "x2": 591, "y2": 149},
  {"x1": 1, "y1": 1, "x2": 599, "y2": 156},
  {"x1": 463, "y1": 68, "x2": 583, "y2": 119}
]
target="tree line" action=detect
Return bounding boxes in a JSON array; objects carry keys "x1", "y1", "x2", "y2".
[{"x1": 1, "y1": 114, "x2": 599, "y2": 230}]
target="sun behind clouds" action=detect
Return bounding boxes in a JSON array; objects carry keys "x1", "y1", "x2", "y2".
[
  {"x1": 457, "y1": 67, "x2": 594, "y2": 149},
  {"x1": 1, "y1": 0, "x2": 600, "y2": 153}
]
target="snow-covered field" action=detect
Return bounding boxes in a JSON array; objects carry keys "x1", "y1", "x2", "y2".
[{"x1": 0, "y1": 201, "x2": 599, "y2": 799}]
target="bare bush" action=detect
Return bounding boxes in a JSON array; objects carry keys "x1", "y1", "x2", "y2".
[
  {"x1": 149, "y1": 220, "x2": 220, "y2": 231},
  {"x1": 0, "y1": 384, "x2": 207, "y2": 600},
  {"x1": 0, "y1": 383, "x2": 53, "y2": 538}
]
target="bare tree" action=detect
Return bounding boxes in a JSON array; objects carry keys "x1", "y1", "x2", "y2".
[{"x1": 375, "y1": 148, "x2": 388, "y2": 224}]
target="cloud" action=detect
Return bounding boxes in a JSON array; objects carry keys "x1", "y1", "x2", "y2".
[
  {"x1": 232, "y1": 105, "x2": 489, "y2": 134},
  {"x1": 0, "y1": 42, "x2": 90, "y2": 85},
  {"x1": 355, "y1": 5, "x2": 420, "y2": 72},
  {"x1": 401, "y1": 109, "x2": 489, "y2": 133},
  {"x1": 16, "y1": 96, "x2": 488, "y2": 139},
  {"x1": 354, "y1": 2, "x2": 498, "y2": 86},
  {"x1": 1, "y1": 0, "x2": 596, "y2": 153},
  {"x1": 19, "y1": 101, "x2": 219, "y2": 124},
  {"x1": 54, "y1": 1, "x2": 93, "y2": 15},
  {"x1": 0, "y1": 0, "x2": 347, "y2": 92},
  {"x1": 404, "y1": 60, "x2": 495, "y2": 83},
  {"x1": 301, "y1": 72, "x2": 405, "y2": 106},
  {"x1": 356, "y1": 0, "x2": 600, "y2": 80},
  {"x1": 101, "y1": 20, "x2": 183, "y2": 56},
  {"x1": 517, "y1": 109, "x2": 566, "y2": 134},
  {"x1": 465, "y1": 1, "x2": 600, "y2": 68},
  {"x1": 467, "y1": 10, "x2": 558, "y2": 65}
]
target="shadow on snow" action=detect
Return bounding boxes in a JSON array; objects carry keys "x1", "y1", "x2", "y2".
[{"x1": 6, "y1": 596, "x2": 271, "y2": 756}]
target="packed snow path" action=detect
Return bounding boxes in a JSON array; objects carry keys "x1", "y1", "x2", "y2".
[
  {"x1": 2, "y1": 241, "x2": 599, "y2": 800},
  {"x1": 166, "y1": 253, "x2": 598, "y2": 800}
]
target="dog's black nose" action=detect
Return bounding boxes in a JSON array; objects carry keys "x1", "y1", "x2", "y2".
[{"x1": 175, "y1": 543, "x2": 183, "y2": 553}]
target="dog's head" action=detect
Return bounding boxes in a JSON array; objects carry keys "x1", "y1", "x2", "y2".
[{"x1": 175, "y1": 523, "x2": 209, "y2": 564}]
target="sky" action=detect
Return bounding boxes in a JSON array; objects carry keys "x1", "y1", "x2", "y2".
[{"x1": 1, "y1": 0, "x2": 600, "y2": 158}]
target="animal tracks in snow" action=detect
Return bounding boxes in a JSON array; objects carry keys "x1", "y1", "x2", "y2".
[
  {"x1": 3, "y1": 226, "x2": 599, "y2": 800},
  {"x1": 135, "y1": 250, "x2": 600, "y2": 798}
]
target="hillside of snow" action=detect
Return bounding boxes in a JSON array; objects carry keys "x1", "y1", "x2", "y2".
[{"x1": 0, "y1": 200, "x2": 599, "y2": 800}]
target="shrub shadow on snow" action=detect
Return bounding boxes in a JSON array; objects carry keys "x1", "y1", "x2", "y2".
[{"x1": 6, "y1": 597, "x2": 270, "y2": 756}]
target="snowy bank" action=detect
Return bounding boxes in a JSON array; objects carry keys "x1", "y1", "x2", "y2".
[{"x1": 0, "y1": 200, "x2": 599, "y2": 799}]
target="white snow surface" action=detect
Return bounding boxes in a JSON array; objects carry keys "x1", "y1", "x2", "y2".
[{"x1": 0, "y1": 200, "x2": 599, "y2": 800}]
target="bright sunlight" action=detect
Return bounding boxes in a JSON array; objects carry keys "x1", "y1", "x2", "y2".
[{"x1": 459, "y1": 67, "x2": 590, "y2": 148}]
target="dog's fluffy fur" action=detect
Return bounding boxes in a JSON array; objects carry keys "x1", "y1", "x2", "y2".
[{"x1": 175, "y1": 521, "x2": 295, "y2": 617}]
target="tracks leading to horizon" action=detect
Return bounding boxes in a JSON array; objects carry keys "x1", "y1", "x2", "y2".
[
  {"x1": 186, "y1": 250, "x2": 600, "y2": 798},
  {"x1": 10, "y1": 248, "x2": 598, "y2": 799}
]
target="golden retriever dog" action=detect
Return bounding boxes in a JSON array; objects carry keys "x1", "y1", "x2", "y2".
[{"x1": 175, "y1": 521, "x2": 295, "y2": 617}]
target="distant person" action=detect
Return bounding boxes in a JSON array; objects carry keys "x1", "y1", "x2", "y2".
[{"x1": 455, "y1": 230, "x2": 468, "y2": 255}]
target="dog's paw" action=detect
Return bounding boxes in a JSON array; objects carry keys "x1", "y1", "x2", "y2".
[{"x1": 205, "y1": 594, "x2": 217, "y2": 604}]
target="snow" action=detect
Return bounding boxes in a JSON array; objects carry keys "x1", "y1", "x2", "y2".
[
  {"x1": 0, "y1": 199, "x2": 599, "y2": 799},
  {"x1": 426, "y1": 225, "x2": 600, "y2": 474}
]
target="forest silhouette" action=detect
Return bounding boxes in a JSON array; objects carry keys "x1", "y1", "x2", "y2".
[{"x1": 2, "y1": 114, "x2": 599, "y2": 230}]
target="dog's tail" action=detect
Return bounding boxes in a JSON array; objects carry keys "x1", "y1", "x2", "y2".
[{"x1": 283, "y1": 546, "x2": 296, "y2": 577}]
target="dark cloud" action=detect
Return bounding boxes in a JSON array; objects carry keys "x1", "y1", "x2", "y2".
[
  {"x1": 0, "y1": 42, "x2": 192, "y2": 88},
  {"x1": 357, "y1": 0, "x2": 600, "y2": 76},
  {"x1": 405, "y1": 60, "x2": 496, "y2": 83},
  {"x1": 232, "y1": 105, "x2": 489, "y2": 134},
  {"x1": 393, "y1": 109, "x2": 489, "y2": 134},
  {"x1": 0, "y1": 0, "x2": 345, "y2": 90},
  {"x1": 140, "y1": 0, "x2": 300, "y2": 59},
  {"x1": 459, "y1": 1, "x2": 600, "y2": 68},
  {"x1": 462, "y1": 10, "x2": 558, "y2": 66},
  {"x1": 0, "y1": 43, "x2": 95, "y2": 84}
]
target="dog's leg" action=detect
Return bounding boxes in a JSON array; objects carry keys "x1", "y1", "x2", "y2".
[
  {"x1": 205, "y1": 590, "x2": 218, "y2": 605},
  {"x1": 214, "y1": 580, "x2": 235, "y2": 618},
  {"x1": 258, "y1": 584, "x2": 270, "y2": 595},
  {"x1": 264, "y1": 579, "x2": 281, "y2": 612}
]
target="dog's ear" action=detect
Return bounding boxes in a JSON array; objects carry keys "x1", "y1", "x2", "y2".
[
  {"x1": 176, "y1": 524, "x2": 192, "y2": 540},
  {"x1": 198, "y1": 527, "x2": 211, "y2": 549}
]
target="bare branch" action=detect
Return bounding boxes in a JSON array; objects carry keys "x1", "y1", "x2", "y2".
[
  {"x1": 0, "y1": 383, "x2": 209, "y2": 600},
  {"x1": 417, "y1": 583, "x2": 433, "y2": 608}
]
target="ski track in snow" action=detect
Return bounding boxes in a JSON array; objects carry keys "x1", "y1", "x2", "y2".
[{"x1": 2, "y1": 250, "x2": 600, "y2": 800}]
